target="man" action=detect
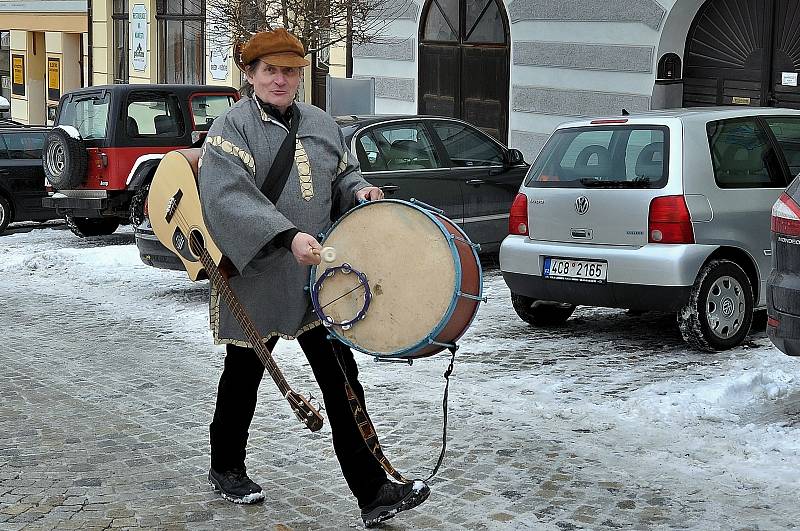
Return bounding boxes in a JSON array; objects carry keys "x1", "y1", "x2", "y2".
[{"x1": 196, "y1": 28, "x2": 430, "y2": 527}]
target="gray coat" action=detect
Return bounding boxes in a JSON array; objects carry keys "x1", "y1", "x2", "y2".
[{"x1": 197, "y1": 97, "x2": 370, "y2": 346}]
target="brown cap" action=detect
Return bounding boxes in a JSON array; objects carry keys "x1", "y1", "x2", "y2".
[{"x1": 236, "y1": 28, "x2": 310, "y2": 71}]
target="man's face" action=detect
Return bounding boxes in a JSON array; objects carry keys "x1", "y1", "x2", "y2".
[{"x1": 246, "y1": 61, "x2": 301, "y2": 112}]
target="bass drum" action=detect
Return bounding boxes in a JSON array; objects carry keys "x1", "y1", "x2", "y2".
[{"x1": 310, "y1": 199, "x2": 483, "y2": 359}]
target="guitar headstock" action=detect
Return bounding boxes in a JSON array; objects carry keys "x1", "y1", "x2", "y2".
[{"x1": 287, "y1": 391, "x2": 324, "y2": 432}]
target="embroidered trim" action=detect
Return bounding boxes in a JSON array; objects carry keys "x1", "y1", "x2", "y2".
[
  {"x1": 253, "y1": 97, "x2": 272, "y2": 124},
  {"x1": 209, "y1": 284, "x2": 321, "y2": 347},
  {"x1": 296, "y1": 138, "x2": 314, "y2": 201},
  {"x1": 198, "y1": 142, "x2": 207, "y2": 169},
  {"x1": 206, "y1": 135, "x2": 256, "y2": 176}
]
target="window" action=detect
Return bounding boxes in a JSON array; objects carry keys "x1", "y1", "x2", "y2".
[
  {"x1": 464, "y1": 0, "x2": 504, "y2": 43},
  {"x1": 525, "y1": 126, "x2": 668, "y2": 188},
  {"x1": 0, "y1": 31, "x2": 10, "y2": 105},
  {"x1": 0, "y1": 135, "x2": 8, "y2": 159},
  {"x1": 58, "y1": 94, "x2": 111, "y2": 139},
  {"x1": 113, "y1": 0, "x2": 129, "y2": 84},
  {"x1": 423, "y1": 0, "x2": 505, "y2": 43},
  {"x1": 707, "y1": 118, "x2": 785, "y2": 188},
  {"x1": 126, "y1": 92, "x2": 184, "y2": 137},
  {"x1": 364, "y1": 123, "x2": 440, "y2": 171},
  {"x1": 423, "y1": 0, "x2": 458, "y2": 41},
  {"x1": 157, "y1": 0, "x2": 204, "y2": 84},
  {"x1": 764, "y1": 117, "x2": 800, "y2": 179},
  {"x1": 432, "y1": 121, "x2": 503, "y2": 167},
  {"x1": 356, "y1": 133, "x2": 388, "y2": 171},
  {"x1": 190, "y1": 94, "x2": 235, "y2": 130},
  {"x1": 2, "y1": 132, "x2": 45, "y2": 159}
]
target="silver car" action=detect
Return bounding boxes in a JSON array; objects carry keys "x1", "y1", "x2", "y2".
[{"x1": 500, "y1": 107, "x2": 800, "y2": 351}]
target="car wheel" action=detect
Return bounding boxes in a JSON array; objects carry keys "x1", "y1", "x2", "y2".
[
  {"x1": 677, "y1": 259, "x2": 754, "y2": 352},
  {"x1": 511, "y1": 293, "x2": 575, "y2": 326},
  {"x1": 65, "y1": 215, "x2": 120, "y2": 237},
  {"x1": 42, "y1": 128, "x2": 88, "y2": 190},
  {"x1": 0, "y1": 195, "x2": 10, "y2": 233},
  {"x1": 129, "y1": 182, "x2": 150, "y2": 227}
]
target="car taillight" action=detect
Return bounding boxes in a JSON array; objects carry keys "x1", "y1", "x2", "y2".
[
  {"x1": 508, "y1": 193, "x2": 529, "y2": 236},
  {"x1": 648, "y1": 195, "x2": 694, "y2": 244},
  {"x1": 767, "y1": 316, "x2": 780, "y2": 328},
  {"x1": 771, "y1": 192, "x2": 800, "y2": 236}
]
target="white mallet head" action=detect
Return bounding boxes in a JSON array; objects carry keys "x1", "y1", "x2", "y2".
[{"x1": 321, "y1": 246, "x2": 337, "y2": 263}]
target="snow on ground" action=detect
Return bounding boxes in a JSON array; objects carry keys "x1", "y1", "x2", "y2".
[{"x1": 2, "y1": 221, "x2": 800, "y2": 528}]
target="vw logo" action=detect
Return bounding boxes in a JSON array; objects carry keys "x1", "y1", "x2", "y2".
[{"x1": 575, "y1": 196, "x2": 590, "y2": 215}]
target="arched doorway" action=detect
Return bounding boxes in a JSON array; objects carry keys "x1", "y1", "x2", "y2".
[
  {"x1": 418, "y1": 0, "x2": 510, "y2": 142},
  {"x1": 683, "y1": 0, "x2": 800, "y2": 108}
]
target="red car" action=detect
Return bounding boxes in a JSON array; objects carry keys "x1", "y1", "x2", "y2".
[{"x1": 42, "y1": 84, "x2": 239, "y2": 236}]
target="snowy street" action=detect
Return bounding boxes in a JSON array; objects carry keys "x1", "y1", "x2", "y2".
[{"x1": 1, "y1": 223, "x2": 799, "y2": 530}]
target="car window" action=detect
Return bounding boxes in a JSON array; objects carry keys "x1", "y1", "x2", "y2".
[
  {"x1": 707, "y1": 118, "x2": 785, "y2": 189},
  {"x1": 367, "y1": 123, "x2": 440, "y2": 171},
  {"x1": 190, "y1": 94, "x2": 236, "y2": 131},
  {"x1": 59, "y1": 93, "x2": 110, "y2": 140},
  {"x1": 525, "y1": 126, "x2": 668, "y2": 188},
  {"x1": 431, "y1": 121, "x2": 503, "y2": 167},
  {"x1": 764, "y1": 117, "x2": 800, "y2": 179},
  {"x1": 126, "y1": 93, "x2": 185, "y2": 137},
  {"x1": 355, "y1": 132, "x2": 389, "y2": 172},
  {"x1": 0, "y1": 135, "x2": 8, "y2": 159},
  {"x1": 2, "y1": 132, "x2": 45, "y2": 159}
]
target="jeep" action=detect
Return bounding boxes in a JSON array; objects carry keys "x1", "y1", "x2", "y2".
[{"x1": 42, "y1": 84, "x2": 239, "y2": 236}]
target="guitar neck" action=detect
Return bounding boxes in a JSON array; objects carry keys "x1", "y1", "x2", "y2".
[{"x1": 198, "y1": 250, "x2": 292, "y2": 397}]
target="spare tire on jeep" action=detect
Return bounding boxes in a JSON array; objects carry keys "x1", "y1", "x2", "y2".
[{"x1": 43, "y1": 127, "x2": 88, "y2": 189}]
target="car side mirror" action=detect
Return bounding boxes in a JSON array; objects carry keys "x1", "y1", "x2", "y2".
[{"x1": 505, "y1": 148, "x2": 525, "y2": 166}]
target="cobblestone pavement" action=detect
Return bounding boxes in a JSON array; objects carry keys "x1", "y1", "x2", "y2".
[{"x1": 1, "y1": 225, "x2": 799, "y2": 530}]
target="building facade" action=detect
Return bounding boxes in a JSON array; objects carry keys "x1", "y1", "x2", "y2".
[
  {"x1": 2, "y1": 0, "x2": 346, "y2": 123},
  {"x1": 90, "y1": 0, "x2": 347, "y2": 102},
  {"x1": 352, "y1": 0, "x2": 800, "y2": 158},
  {"x1": 0, "y1": 0, "x2": 88, "y2": 124}
]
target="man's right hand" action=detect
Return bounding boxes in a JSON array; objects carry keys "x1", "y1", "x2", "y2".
[{"x1": 290, "y1": 232, "x2": 322, "y2": 265}]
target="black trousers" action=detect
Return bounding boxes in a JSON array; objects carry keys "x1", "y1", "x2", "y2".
[{"x1": 209, "y1": 325, "x2": 387, "y2": 504}]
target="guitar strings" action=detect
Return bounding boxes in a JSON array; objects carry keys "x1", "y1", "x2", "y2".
[{"x1": 163, "y1": 193, "x2": 321, "y2": 425}]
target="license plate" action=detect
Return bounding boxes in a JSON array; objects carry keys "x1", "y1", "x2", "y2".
[{"x1": 543, "y1": 257, "x2": 607, "y2": 283}]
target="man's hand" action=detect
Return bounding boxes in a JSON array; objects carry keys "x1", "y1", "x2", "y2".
[
  {"x1": 290, "y1": 232, "x2": 322, "y2": 266},
  {"x1": 356, "y1": 186, "x2": 384, "y2": 202}
]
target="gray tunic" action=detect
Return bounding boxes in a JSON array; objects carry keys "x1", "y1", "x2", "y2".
[{"x1": 197, "y1": 97, "x2": 370, "y2": 346}]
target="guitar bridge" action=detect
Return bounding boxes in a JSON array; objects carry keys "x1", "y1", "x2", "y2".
[{"x1": 165, "y1": 189, "x2": 183, "y2": 223}]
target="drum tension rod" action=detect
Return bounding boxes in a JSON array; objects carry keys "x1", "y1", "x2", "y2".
[
  {"x1": 373, "y1": 356, "x2": 413, "y2": 365},
  {"x1": 452, "y1": 235, "x2": 481, "y2": 250},
  {"x1": 458, "y1": 291, "x2": 488, "y2": 303},
  {"x1": 429, "y1": 339, "x2": 457, "y2": 349}
]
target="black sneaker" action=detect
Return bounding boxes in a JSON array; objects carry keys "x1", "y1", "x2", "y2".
[
  {"x1": 361, "y1": 479, "x2": 430, "y2": 528},
  {"x1": 208, "y1": 467, "x2": 265, "y2": 504}
]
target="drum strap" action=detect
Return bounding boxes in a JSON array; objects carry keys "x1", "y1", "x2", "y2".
[{"x1": 333, "y1": 346, "x2": 457, "y2": 484}]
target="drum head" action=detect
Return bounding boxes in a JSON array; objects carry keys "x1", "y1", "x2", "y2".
[{"x1": 312, "y1": 201, "x2": 457, "y2": 356}]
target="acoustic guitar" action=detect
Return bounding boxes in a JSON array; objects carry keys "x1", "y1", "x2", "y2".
[{"x1": 147, "y1": 148, "x2": 324, "y2": 432}]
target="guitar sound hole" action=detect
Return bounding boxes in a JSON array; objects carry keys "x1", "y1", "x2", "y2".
[{"x1": 188, "y1": 229, "x2": 205, "y2": 256}]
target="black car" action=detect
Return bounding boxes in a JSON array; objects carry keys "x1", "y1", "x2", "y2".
[
  {"x1": 767, "y1": 177, "x2": 800, "y2": 355},
  {"x1": 0, "y1": 126, "x2": 61, "y2": 234},
  {"x1": 135, "y1": 114, "x2": 528, "y2": 270}
]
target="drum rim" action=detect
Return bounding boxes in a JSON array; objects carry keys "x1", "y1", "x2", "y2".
[{"x1": 310, "y1": 199, "x2": 465, "y2": 358}]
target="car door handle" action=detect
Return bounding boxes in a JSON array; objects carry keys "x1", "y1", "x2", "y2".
[
  {"x1": 380, "y1": 185, "x2": 399, "y2": 192},
  {"x1": 465, "y1": 179, "x2": 485, "y2": 185}
]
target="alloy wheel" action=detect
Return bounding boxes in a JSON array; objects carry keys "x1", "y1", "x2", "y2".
[{"x1": 705, "y1": 274, "x2": 745, "y2": 340}]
